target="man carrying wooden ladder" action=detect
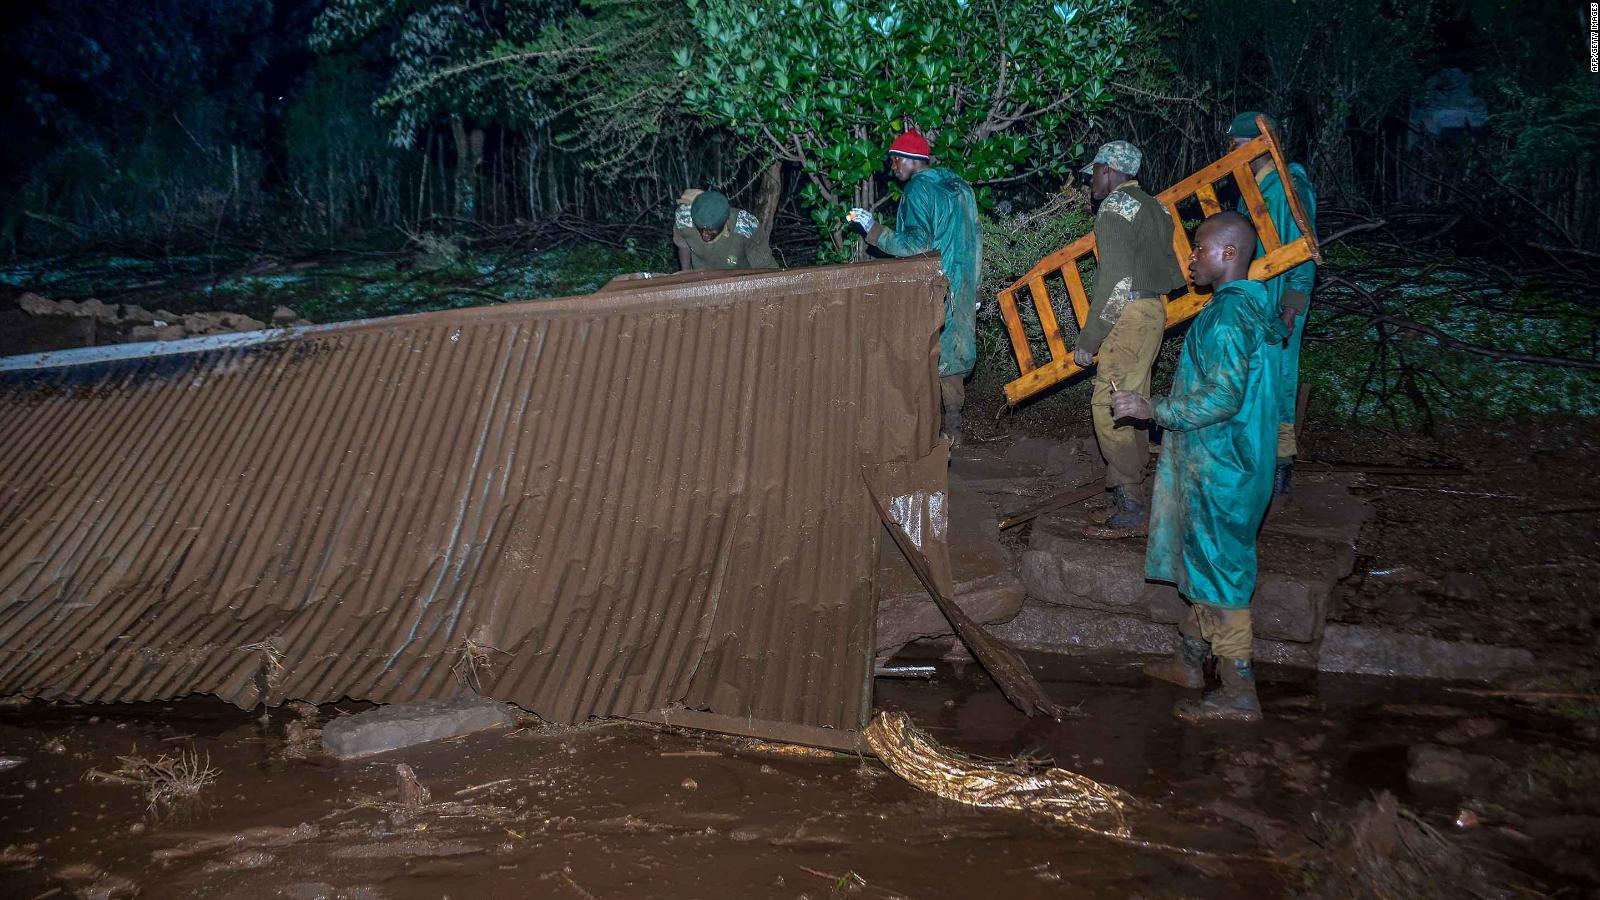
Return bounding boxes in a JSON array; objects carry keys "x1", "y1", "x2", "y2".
[{"x1": 1073, "y1": 141, "x2": 1188, "y2": 533}]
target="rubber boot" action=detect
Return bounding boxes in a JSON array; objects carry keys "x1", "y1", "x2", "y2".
[
  {"x1": 1143, "y1": 635, "x2": 1207, "y2": 689},
  {"x1": 1087, "y1": 485, "x2": 1126, "y2": 525},
  {"x1": 1105, "y1": 486, "x2": 1147, "y2": 529},
  {"x1": 1271, "y1": 461, "x2": 1293, "y2": 498},
  {"x1": 1174, "y1": 658, "x2": 1262, "y2": 723}
]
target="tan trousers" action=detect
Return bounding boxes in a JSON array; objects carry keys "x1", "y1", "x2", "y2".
[
  {"x1": 1276, "y1": 422, "x2": 1297, "y2": 461},
  {"x1": 1179, "y1": 604, "x2": 1254, "y2": 660},
  {"x1": 1091, "y1": 299, "x2": 1164, "y2": 491}
]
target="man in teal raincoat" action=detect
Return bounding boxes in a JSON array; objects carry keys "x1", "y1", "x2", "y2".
[
  {"x1": 1228, "y1": 112, "x2": 1317, "y2": 496},
  {"x1": 850, "y1": 130, "x2": 980, "y2": 446},
  {"x1": 1112, "y1": 212, "x2": 1288, "y2": 723}
]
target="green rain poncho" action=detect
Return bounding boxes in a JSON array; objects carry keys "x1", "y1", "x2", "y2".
[
  {"x1": 1240, "y1": 163, "x2": 1317, "y2": 427},
  {"x1": 868, "y1": 168, "x2": 980, "y2": 377},
  {"x1": 1145, "y1": 279, "x2": 1289, "y2": 608}
]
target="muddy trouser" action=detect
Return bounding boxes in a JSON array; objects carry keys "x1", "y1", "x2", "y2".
[
  {"x1": 940, "y1": 374, "x2": 965, "y2": 433},
  {"x1": 1179, "y1": 603, "x2": 1253, "y2": 660},
  {"x1": 1090, "y1": 298, "x2": 1165, "y2": 493},
  {"x1": 1277, "y1": 423, "x2": 1297, "y2": 462}
]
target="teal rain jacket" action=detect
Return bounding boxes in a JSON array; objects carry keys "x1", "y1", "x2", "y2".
[
  {"x1": 870, "y1": 168, "x2": 981, "y2": 377},
  {"x1": 1240, "y1": 163, "x2": 1317, "y2": 427},
  {"x1": 1145, "y1": 279, "x2": 1289, "y2": 608}
]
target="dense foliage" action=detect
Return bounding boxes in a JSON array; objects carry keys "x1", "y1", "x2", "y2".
[{"x1": 679, "y1": 0, "x2": 1132, "y2": 258}]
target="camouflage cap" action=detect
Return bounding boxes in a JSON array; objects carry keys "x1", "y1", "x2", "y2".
[{"x1": 1080, "y1": 141, "x2": 1142, "y2": 176}]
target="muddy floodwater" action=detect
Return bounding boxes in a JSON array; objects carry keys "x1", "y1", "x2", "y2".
[{"x1": 1, "y1": 655, "x2": 1590, "y2": 898}]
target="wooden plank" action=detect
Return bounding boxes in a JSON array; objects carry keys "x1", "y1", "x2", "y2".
[
  {"x1": 1027, "y1": 278, "x2": 1069, "y2": 362},
  {"x1": 1195, "y1": 183, "x2": 1222, "y2": 216},
  {"x1": 1161, "y1": 134, "x2": 1272, "y2": 201},
  {"x1": 1253, "y1": 237, "x2": 1313, "y2": 280},
  {"x1": 1008, "y1": 233, "x2": 1096, "y2": 294},
  {"x1": 1169, "y1": 215, "x2": 1194, "y2": 294},
  {"x1": 1059, "y1": 260, "x2": 1091, "y2": 329},
  {"x1": 997, "y1": 478, "x2": 1102, "y2": 530},
  {"x1": 1004, "y1": 356, "x2": 1079, "y2": 404},
  {"x1": 1258, "y1": 115, "x2": 1322, "y2": 264},
  {"x1": 996, "y1": 288, "x2": 1036, "y2": 374},
  {"x1": 1235, "y1": 165, "x2": 1281, "y2": 253}
]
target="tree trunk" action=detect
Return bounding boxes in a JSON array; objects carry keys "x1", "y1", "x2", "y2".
[
  {"x1": 754, "y1": 161, "x2": 782, "y2": 231},
  {"x1": 449, "y1": 117, "x2": 485, "y2": 222}
]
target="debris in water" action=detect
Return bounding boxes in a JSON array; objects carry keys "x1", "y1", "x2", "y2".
[
  {"x1": 1299, "y1": 791, "x2": 1529, "y2": 899},
  {"x1": 88, "y1": 748, "x2": 220, "y2": 816},
  {"x1": 396, "y1": 763, "x2": 430, "y2": 812},
  {"x1": 0, "y1": 756, "x2": 24, "y2": 771},
  {"x1": 864, "y1": 712, "x2": 1132, "y2": 837}
]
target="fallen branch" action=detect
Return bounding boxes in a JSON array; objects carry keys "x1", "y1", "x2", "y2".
[
  {"x1": 997, "y1": 479, "x2": 1102, "y2": 530},
  {"x1": 1322, "y1": 276, "x2": 1600, "y2": 370},
  {"x1": 1444, "y1": 688, "x2": 1600, "y2": 701}
]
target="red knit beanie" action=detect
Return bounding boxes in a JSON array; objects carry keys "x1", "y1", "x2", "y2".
[{"x1": 887, "y1": 130, "x2": 931, "y2": 161}]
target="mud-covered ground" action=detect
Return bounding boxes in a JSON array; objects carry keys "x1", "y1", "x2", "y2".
[
  {"x1": 1, "y1": 653, "x2": 1595, "y2": 900},
  {"x1": 4, "y1": 245, "x2": 1598, "y2": 897}
]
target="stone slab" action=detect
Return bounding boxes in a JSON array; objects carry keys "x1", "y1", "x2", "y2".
[
  {"x1": 1020, "y1": 525, "x2": 1151, "y2": 616},
  {"x1": 1318, "y1": 624, "x2": 1535, "y2": 683},
  {"x1": 1029, "y1": 513, "x2": 1348, "y2": 642},
  {"x1": 321, "y1": 698, "x2": 514, "y2": 759},
  {"x1": 986, "y1": 602, "x2": 1320, "y2": 668},
  {"x1": 1260, "y1": 472, "x2": 1373, "y2": 550},
  {"x1": 874, "y1": 474, "x2": 1024, "y2": 660}
]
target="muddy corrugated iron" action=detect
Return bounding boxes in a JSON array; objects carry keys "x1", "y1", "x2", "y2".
[{"x1": 0, "y1": 258, "x2": 946, "y2": 743}]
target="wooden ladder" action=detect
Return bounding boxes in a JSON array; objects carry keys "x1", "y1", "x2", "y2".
[{"x1": 996, "y1": 116, "x2": 1321, "y2": 405}]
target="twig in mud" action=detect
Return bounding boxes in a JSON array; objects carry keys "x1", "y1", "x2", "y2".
[
  {"x1": 1365, "y1": 485, "x2": 1523, "y2": 499},
  {"x1": 1445, "y1": 688, "x2": 1600, "y2": 701},
  {"x1": 555, "y1": 868, "x2": 600, "y2": 900},
  {"x1": 659, "y1": 750, "x2": 723, "y2": 758},
  {"x1": 96, "y1": 749, "x2": 220, "y2": 816},
  {"x1": 238, "y1": 639, "x2": 286, "y2": 701},
  {"x1": 454, "y1": 778, "x2": 516, "y2": 796},
  {"x1": 451, "y1": 635, "x2": 512, "y2": 694}
]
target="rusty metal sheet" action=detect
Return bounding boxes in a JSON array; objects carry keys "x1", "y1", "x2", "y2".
[{"x1": 0, "y1": 257, "x2": 947, "y2": 738}]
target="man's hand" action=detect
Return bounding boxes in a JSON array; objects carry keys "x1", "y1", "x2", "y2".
[
  {"x1": 1072, "y1": 346, "x2": 1094, "y2": 368},
  {"x1": 1279, "y1": 305, "x2": 1296, "y2": 332},
  {"x1": 1111, "y1": 390, "x2": 1154, "y2": 422},
  {"x1": 847, "y1": 208, "x2": 875, "y2": 233}
]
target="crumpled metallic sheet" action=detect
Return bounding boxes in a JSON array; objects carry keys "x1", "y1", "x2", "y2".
[{"x1": 865, "y1": 712, "x2": 1133, "y2": 838}]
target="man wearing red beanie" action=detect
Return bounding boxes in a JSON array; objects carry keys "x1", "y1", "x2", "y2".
[{"x1": 849, "y1": 130, "x2": 980, "y2": 446}]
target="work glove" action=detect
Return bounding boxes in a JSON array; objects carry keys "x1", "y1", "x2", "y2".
[
  {"x1": 847, "y1": 208, "x2": 875, "y2": 233},
  {"x1": 1111, "y1": 389, "x2": 1155, "y2": 422},
  {"x1": 1072, "y1": 346, "x2": 1094, "y2": 368}
]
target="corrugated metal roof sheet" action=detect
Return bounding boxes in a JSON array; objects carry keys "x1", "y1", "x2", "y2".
[{"x1": 0, "y1": 258, "x2": 947, "y2": 736}]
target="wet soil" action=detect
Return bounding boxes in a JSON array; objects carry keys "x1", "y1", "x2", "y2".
[{"x1": 3, "y1": 656, "x2": 1595, "y2": 899}]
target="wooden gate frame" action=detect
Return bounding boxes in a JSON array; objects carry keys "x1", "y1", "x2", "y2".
[{"x1": 996, "y1": 116, "x2": 1321, "y2": 405}]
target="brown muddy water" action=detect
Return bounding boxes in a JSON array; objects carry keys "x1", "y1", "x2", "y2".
[{"x1": 0, "y1": 655, "x2": 1586, "y2": 898}]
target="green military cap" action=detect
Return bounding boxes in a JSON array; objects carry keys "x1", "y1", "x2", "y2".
[
  {"x1": 1080, "y1": 140, "x2": 1142, "y2": 176},
  {"x1": 690, "y1": 190, "x2": 731, "y2": 230},
  {"x1": 1226, "y1": 111, "x2": 1277, "y2": 139}
]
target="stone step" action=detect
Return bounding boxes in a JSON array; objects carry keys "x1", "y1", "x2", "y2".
[
  {"x1": 1318, "y1": 624, "x2": 1535, "y2": 682},
  {"x1": 988, "y1": 603, "x2": 1319, "y2": 668},
  {"x1": 1020, "y1": 478, "x2": 1363, "y2": 644}
]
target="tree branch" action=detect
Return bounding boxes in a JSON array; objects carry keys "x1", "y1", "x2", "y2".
[{"x1": 1322, "y1": 275, "x2": 1600, "y2": 370}]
